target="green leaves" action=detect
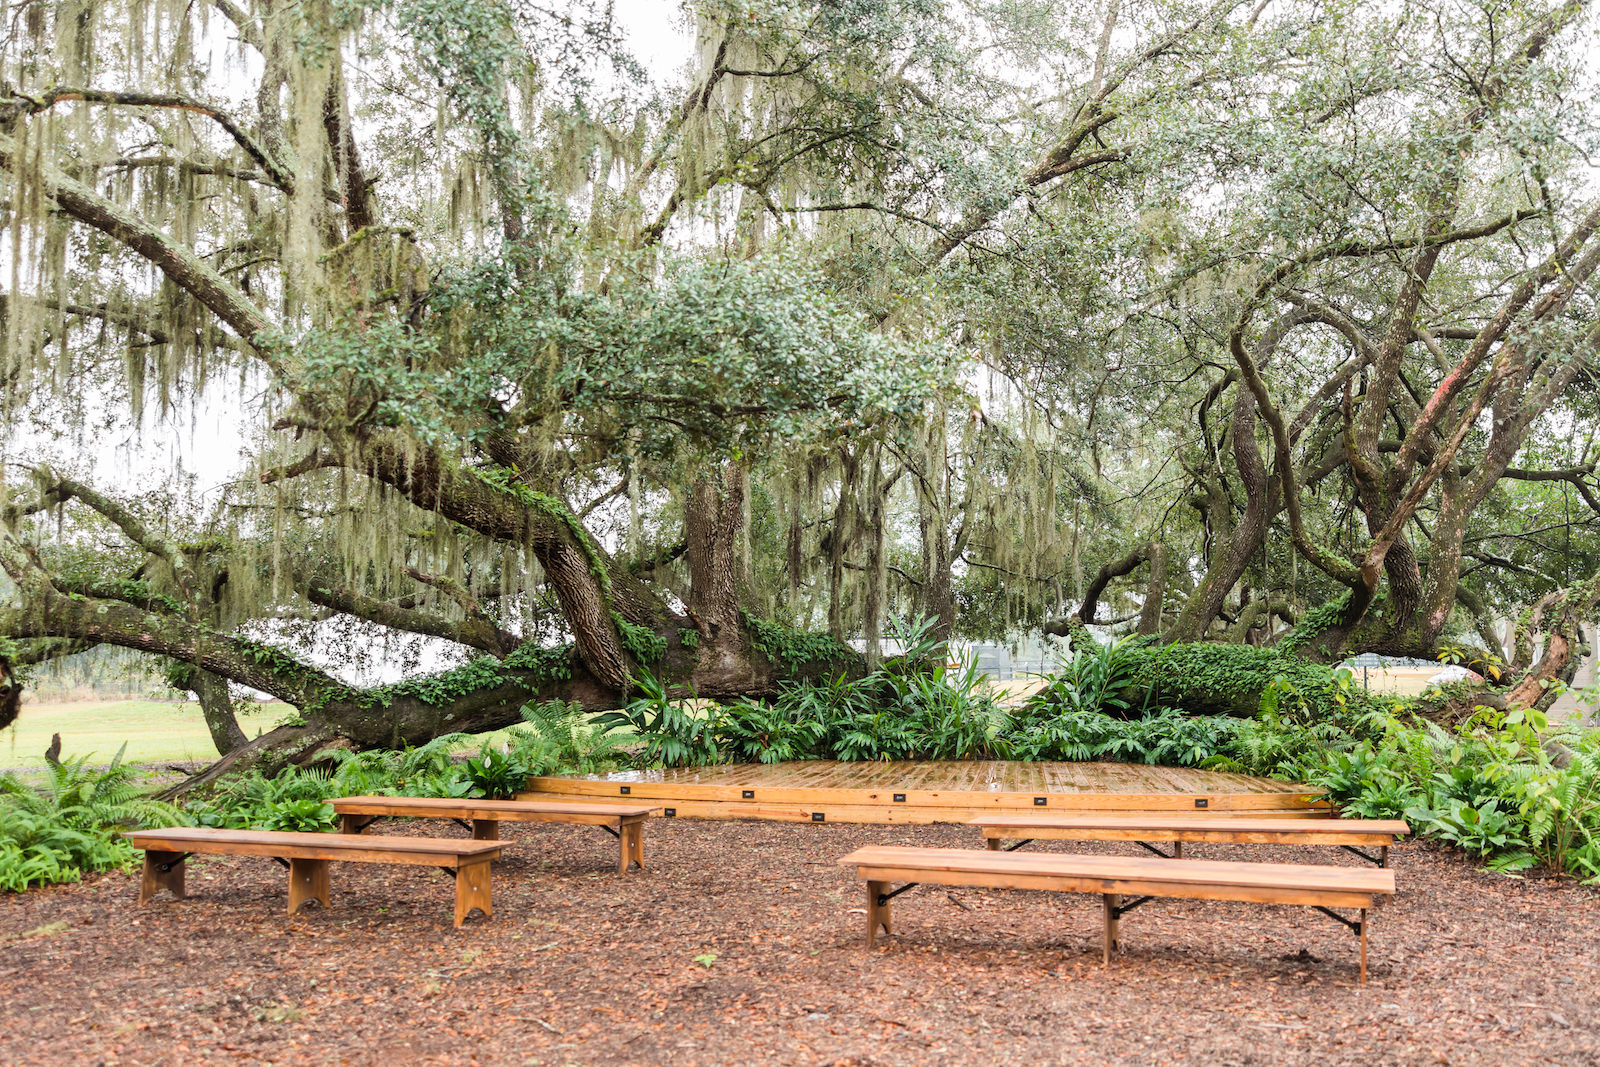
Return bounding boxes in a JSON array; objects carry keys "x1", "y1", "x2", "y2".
[
  {"x1": 462, "y1": 743, "x2": 530, "y2": 799},
  {"x1": 0, "y1": 745, "x2": 179, "y2": 891}
]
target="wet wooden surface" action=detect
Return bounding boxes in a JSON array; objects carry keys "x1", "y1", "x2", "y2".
[
  {"x1": 524, "y1": 760, "x2": 1329, "y2": 823},
  {"x1": 538, "y1": 760, "x2": 1308, "y2": 793}
]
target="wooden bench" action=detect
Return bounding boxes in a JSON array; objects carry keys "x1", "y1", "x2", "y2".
[
  {"x1": 838, "y1": 846, "x2": 1395, "y2": 982},
  {"x1": 973, "y1": 814, "x2": 1410, "y2": 866},
  {"x1": 331, "y1": 796, "x2": 659, "y2": 874},
  {"x1": 125, "y1": 827, "x2": 502, "y2": 927}
]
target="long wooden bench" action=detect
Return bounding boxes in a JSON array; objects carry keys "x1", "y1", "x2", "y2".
[
  {"x1": 973, "y1": 814, "x2": 1410, "y2": 866},
  {"x1": 125, "y1": 827, "x2": 502, "y2": 927},
  {"x1": 331, "y1": 796, "x2": 659, "y2": 874},
  {"x1": 838, "y1": 846, "x2": 1395, "y2": 982}
]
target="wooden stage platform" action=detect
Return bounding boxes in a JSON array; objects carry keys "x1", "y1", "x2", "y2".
[{"x1": 522, "y1": 760, "x2": 1328, "y2": 825}]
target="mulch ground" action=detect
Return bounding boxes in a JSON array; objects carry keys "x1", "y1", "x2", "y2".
[{"x1": 3, "y1": 819, "x2": 1598, "y2": 1066}]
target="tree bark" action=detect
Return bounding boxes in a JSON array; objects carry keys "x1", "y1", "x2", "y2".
[
  {"x1": 1137, "y1": 543, "x2": 1169, "y2": 635},
  {"x1": 187, "y1": 669, "x2": 249, "y2": 756}
]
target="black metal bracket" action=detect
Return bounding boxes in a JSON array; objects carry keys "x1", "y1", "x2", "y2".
[
  {"x1": 1003, "y1": 839, "x2": 1033, "y2": 852},
  {"x1": 599, "y1": 824, "x2": 620, "y2": 838},
  {"x1": 1312, "y1": 906, "x2": 1364, "y2": 938},
  {"x1": 272, "y1": 857, "x2": 290, "y2": 870},
  {"x1": 348, "y1": 816, "x2": 381, "y2": 833},
  {"x1": 1339, "y1": 845, "x2": 1385, "y2": 866},
  {"x1": 437, "y1": 866, "x2": 458, "y2": 879},
  {"x1": 157, "y1": 853, "x2": 192, "y2": 873},
  {"x1": 451, "y1": 818, "x2": 474, "y2": 833},
  {"x1": 1134, "y1": 840, "x2": 1177, "y2": 859},
  {"x1": 1110, "y1": 895, "x2": 1155, "y2": 920},
  {"x1": 876, "y1": 882, "x2": 920, "y2": 906}
]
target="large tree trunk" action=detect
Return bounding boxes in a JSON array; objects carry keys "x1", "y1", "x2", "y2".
[
  {"x1": 1167, "y1": 378, "x2": 1277, "y2": 641},
  {"x1": 187, "y1": 669, "x2": 249, "y2": 755}
]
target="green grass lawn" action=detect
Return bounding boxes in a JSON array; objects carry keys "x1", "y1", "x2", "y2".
[{"x1": 0, "y1": 699, "x2": 290, "y2": 772}]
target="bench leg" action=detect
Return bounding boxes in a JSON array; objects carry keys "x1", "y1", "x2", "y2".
[
  {"x1": 138, "y1": 851, "x2": 187, "y2": 904},
  {"x1": 1173, "y1": 841, "x2": 1183, "y2": 859},
  {"x1": 985, "y1": 837, "x2": 1002, "y2": 851},
  {"x1": 1360, "y1": 909, "x2": 1368, "y2": 985},
  {"x1": 617, "y1": 818, "x2": 645, "y2": 872},
  {"x1": 1102, "y1": 893, "x2": 1120, "y2": 965},
  {"x1": 471, "y1": 818, "x2": 500, "y2": 841},
  {"x1": 287, "y1": 858, "x2": 330, "y2": 916},
  {"x1": 616, "y1": 821, "x2": 632, "y2": 873},
  {"x1": 1379, "y1": 845, "x2": 1388, "y2": 868},
  {"x1": 866, "y1": 881, "x2": 892, "y2": 948},
  {"x1": 455, "y1": 859, "x2": 493, "y2": 927},
  {"x1": 339, "y1": 814, "x2": 364, "y2": 835}
]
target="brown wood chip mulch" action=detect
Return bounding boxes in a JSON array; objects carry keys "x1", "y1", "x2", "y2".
[{"x1": 3, "y1": 819, "x2": 1598, "y2": 1066}]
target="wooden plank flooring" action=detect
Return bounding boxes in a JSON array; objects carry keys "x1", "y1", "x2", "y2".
[{"x1": 521, "y1": 760, "x2": 1329, "y2": 825}]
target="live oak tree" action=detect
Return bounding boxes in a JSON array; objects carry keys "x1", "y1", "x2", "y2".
[
  {"x1": 3, "y1": 0, "x2": 1599, "y2": 775},
  {"x1": 0, "y1": 0, "x2": 954, "y2": 778}
]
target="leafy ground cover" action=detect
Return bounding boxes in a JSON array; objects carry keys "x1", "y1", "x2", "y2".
[{"x1": 0, "y1": 818, "x2": 1595, "y2": 1066}]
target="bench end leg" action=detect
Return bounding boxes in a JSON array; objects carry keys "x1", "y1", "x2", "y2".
[
  {"x1": 1102, "y1": 893, "x2": 1120, "y2": 966},
  {"x1": 471, "y1": 818, "x2": 500, "y2": 841},
  {"x1": 455, "y1": 860, "x2": 493, "y2": 927},
  {"x1": 138, "y1": 851, "x2": 186, "y2": 905},
  {"x1": 866, "y1": 881, "x2": 891, "y2": 948},
  {"x1": 985, "y1": 837, "x2": 1002, "y2": 851},
  {"x1": 1360, "y1": 908, "x2": 1368, "y2": 985},
  {"x1": 287, "y1": 858, "x2": 330, "y2": 916},
  {"x1": 618, "y1": 819, "x2": 645, "y2": 873}
]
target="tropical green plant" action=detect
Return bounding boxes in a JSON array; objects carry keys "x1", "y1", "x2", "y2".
[
  {"x1": 718, "y1": 698, "x2": 827, "y2": 764},
  {"x1": 596, "y1": 673, "x2": 720, "y2": 768},
  {"x1": 462, "y1": 743, "x2": 531, "y2": 799},
  {"x1": 260, "y1": 798, "x2": 337, "y2": 832},
  {"x1": 1022, "y1": 636, "x2": 1149, "y2": 719}
]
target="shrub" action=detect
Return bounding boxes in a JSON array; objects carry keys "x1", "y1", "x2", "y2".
[
  {"x1": 0, "y1": 746, "x2": 182, "y2": 892},
  {"x1": 462, "y1": 743, "x2": 530, "y2": 799},
  {"x1": 517, "y1": 699, "x2": 625, "y2": 775},
  {"x1": 595, "y1": 673, "x2": 720, "y2": 768}
]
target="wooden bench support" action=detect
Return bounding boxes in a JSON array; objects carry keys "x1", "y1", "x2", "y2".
[
  {"x1": 288, "y1": 858, "x2": 331, "y2": 915},
  {"x1": 138, "y1": 850, "x2": 189, "y2": 905},
  {"x1": 866, "y1": 881, "x2": 892, "y2": 948},
  {"x1": 454, "y1": 860, "x2": 493, "y2": 926}
]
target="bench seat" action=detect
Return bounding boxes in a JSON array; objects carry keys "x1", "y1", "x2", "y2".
[
  {"x1": 126, "y1": 827, "x2": 502, "y2": 927},
  {"x1": 973, "y1": 814, "x2": 1410, "y2": 865},
  {"x1": 331, "y1": 796, "x2": 659, "y2": 873},
  {"x1": 838, "y1": 845, "x2": 1395, "y2": 982}
]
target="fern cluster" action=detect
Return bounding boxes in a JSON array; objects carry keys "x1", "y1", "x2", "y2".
[{"x1": 0, "y1": 747, "x2": 182, "y2": 892}]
